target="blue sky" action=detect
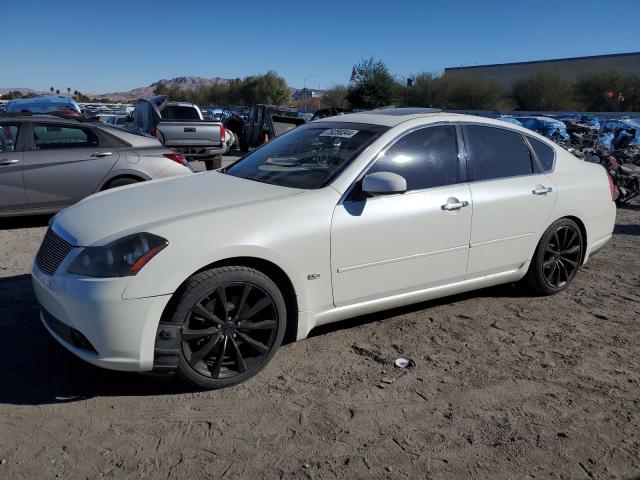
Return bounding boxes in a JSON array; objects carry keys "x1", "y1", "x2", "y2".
[{"x1": 2, "y1": 0, "x2": 639, "y2": 93}]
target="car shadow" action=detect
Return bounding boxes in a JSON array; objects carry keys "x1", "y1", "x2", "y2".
[
  {"x1": 0, "y1": 274, "x2": 193, "y2": 406},
  {"x1": 0, "y1": 214, "x2": 52, "y2": 231},
  {"x1": 309, "y1": 282, "x2": 530, "y2": 339},
  {"x1": 0, "y1": 272, "x2": 529, "y2": 406}
]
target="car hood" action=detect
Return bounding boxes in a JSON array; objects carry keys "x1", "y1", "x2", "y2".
[{"x1": 53, "y1": 172, "x2": 304, "y2": 246}]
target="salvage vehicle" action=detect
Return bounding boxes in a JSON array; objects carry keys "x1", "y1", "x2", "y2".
[
  {"x1": 0, "y1": 114, "x2": 192, "y2": 217},
  {"x1": 585, "y1": 127, "x2": 640, "y2": 203},
  {"x1": 229, "y1": 104, "x2": 306, "y2": 152},
  {"x1": 6, "y1": 96, "x2": 82, "y2": 116},
  {"x1": 32, "y1": 110, "x2": 616, "y2": 389},
  {"x1": 130, "y1": 96, "x2": 226, "y2": 170}
]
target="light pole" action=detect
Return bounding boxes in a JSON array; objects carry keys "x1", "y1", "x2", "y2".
[{"x1": 303, "y1": 76, "x2": 317, "y2": 109}]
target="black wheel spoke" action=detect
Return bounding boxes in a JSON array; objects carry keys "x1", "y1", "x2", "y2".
[
  {"x1": 234, "y1": 284, "x2": 252, "y2": 320},
  {"x1": 241, "y1": 319, "x2": 277, "y2": 330},
  {"x1": 565, "y1": 229, "x2": 577, "y2": 249},
  {"x1": 211, "y1": 335, "x2": 228, "y2": 379},
  {"x1": 182, "y1": 327, "x2": 219, "y2": 341},
  {"x1": 241, "y1": 298, "x2": 271, "y2": 320},
  {"x1": 237, "y1": 331, "x2": 269, "y2": 354},
  {"x1": 217, "y1": 287, "x2": 229, "y2": 319},
  {"x1": 543, "y1": 257, "x2": 555, "y2": 268},
  {"x1": 547, "y1": 261, "x2": 558, "y2": 283},
  {"x1": 560, "y1": 256, "x2": 578, "y2": 268},
  {"x1": 189, "y1": 332, "x2": 222, "y2": 367},
  {"x1": 230, "y1": 336, "x2": 247, "y2": 373},
  {"x1": 561, "y1": 245, "x2": 580, "y2": 256},
  {"x1": 191, "y1": 303, "x2": 224, "y2": 326}
]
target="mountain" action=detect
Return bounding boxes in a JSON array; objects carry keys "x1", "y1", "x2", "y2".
[{"x1": 94, "y1": 76, "x2": 231, "y2": 100}]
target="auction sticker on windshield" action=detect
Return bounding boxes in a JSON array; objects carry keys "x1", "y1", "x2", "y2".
[{"x1": 319, "y1": 128, "x2": 359, "y2": 138}]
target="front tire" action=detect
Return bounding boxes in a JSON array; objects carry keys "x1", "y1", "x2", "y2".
[
  {"x1": 172, "y1": 267, "x2": 286, "y2": 389},
  {"x1": 524, "y1": 218, "x2": 584, "y2": 295}
]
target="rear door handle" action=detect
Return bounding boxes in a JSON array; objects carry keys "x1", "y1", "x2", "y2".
[
  {"x1": 441, "y1": 200, "x2": 469, "y2": 211},
  {"x1": 0, "y1": 159, "x2": 19, "y2": 166},
  {"x1": 91, "y1": 152, "x2": 113, "y2": 157},
  {"x1": 532, "y1": 186, "x2": 553, "y2": 195}
]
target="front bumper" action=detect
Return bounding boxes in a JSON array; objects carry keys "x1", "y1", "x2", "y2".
[{"x1": 32, "y1": 260, "x2": 172, "y2": 372}]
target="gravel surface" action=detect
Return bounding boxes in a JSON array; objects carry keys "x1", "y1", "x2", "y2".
[{"x1": 0, "y1": 194, "x2": 638, "y2": 479}]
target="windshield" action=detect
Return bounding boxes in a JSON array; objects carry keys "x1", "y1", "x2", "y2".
[{"x1": 226, "y1": 122, "x2": 388, "y2": 189}]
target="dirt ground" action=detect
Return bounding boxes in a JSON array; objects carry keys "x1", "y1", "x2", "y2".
[{"x1": 0, "y1": 198, "x2": 638, "y2": 480}]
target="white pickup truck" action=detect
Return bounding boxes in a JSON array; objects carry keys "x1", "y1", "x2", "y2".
[{"x1": 131, "y1": 96, "x2": 227, "y2": 170}]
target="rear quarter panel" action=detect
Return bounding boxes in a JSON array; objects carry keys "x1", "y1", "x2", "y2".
[{"x1": 546, "y1": 149, "x2": 616, "y2": 261}]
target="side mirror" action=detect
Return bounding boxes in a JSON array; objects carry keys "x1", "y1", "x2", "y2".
[{"x1": 361, "y1": 171, "x2": 407, "y2": 196}]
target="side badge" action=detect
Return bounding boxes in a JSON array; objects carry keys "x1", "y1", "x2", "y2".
[{"x1": 307, "y1": 273, "x2": 320, "y2": 280}]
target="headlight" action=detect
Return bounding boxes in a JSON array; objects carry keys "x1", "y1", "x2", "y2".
[{"x1": 67, "y1": 233, "x2": 168, "y2": 278}]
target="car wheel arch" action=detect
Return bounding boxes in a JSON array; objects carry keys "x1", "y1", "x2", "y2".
[
  {"x1": 161, "y1": 256, "x2": 300, "y2": 345},
  {"x1": 537, "y1": 214, "x2": 588, "y2": 266},
  {"x1": 98, "y1": 171, "x2": 151, "y2": 191}
]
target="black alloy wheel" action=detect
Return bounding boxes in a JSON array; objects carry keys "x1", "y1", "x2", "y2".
[
  {"x1": 174, "y1": 267, "x2": 286, "y2": 389},
  {"x1": 525, "y1": 218, "x2": 584, "y2": 295},
  {"x1": 541, "y1": 225, "x2": 582, "y2": 289}
]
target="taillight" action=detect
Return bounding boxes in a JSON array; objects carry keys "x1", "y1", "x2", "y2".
[
  {"x1": 163, "y1": 152, "x2": 187, "y2": 166},
  {"x1": 149, "y1": 127, "x2": 157, "y2": 137},
  {"x1": 607, "y1": 172, "x2": 617, "y2": 202},
  {"x1": 220, "y1": 125, "x2": 225, "y2": 142}
]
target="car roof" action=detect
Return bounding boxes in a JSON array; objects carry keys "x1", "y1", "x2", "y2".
[
  {"x1": 312, "y1": 109, "x2": 541, "y2": 131},
  {"x1": 0, "y1": 114, "x2": 83, "y2": 124}
]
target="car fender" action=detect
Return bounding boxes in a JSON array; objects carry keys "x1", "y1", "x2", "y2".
[{"x1": 122, "y1": 243, "x2": 311, "y2": 314}]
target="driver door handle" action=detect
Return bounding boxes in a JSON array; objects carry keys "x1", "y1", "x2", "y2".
[
  {"x1": 0, "y1": 159, "x2": 19, "y2": 166},
  {"x1": 91, "y1": 152, "x2": 113, "y2": 157},
  {"x1": 441, "y1": 200, "x2": 469, "y2": 211},
  {"x1": 532, "y1": 186, "x2": 553, "y2": 195}
]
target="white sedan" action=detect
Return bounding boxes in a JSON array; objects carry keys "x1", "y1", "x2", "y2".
[{"x1": 32, "y1": 110, "x2": 616, "y2": 389}]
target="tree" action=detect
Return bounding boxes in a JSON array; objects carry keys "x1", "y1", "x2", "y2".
[
  {"x1": 238, "y1": 71, "x2": 290, "y2": 105},
  {"x1": 55, "y1": 89, "x2": 60, "y2": 95},
  {"x1": 574, "y1": 71, "x2": 628, "y2": 111},
  {"x1": 67, "y1": 87, "x2": 71, "y2": 97},
  {"x1": 406, "y1": 72, "x2": 438, "y2": 107},
  {"x1": 49, "y1": 87, "x2": 54, "y2": 95},
  {"x1": 320, "y1": 85, "x2": 348, "y2": 108},
  {"x1": 512, "y1": 70, "x2": 574, "y2": 111},
  {"x1": 346, "y1": 57, "x2": 397, "y2": 109},
  {"x1": 434, "y1": 73, "x2": 508, "y2": 110}
]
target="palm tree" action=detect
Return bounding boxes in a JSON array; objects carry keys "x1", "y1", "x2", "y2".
[
  {"x1": 55, "y1": 89, "x2": 60, "y2": 95},
  {"x1": 67, "y1": 87, "x2": 71, "y2": 98},
  {"x1": 49, "y1": 87, "x2": 54, "y2": 95}
]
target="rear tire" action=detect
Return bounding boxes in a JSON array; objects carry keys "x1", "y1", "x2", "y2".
[
  {"x1": 524, "y1": 218, "x2": 584, "y2": 295},
  {"x1": 103, "y1": 177, "x2": 142, "y2": 189},
  {"x1": 173, "y1": 266, "x2": 287, "y2": 390},
  {"x1": 204, "y1": 155, "x2": 222, "y2": 171}
]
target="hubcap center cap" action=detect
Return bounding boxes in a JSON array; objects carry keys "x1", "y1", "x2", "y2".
[{"x1": 221, "y1": 321, "x2": 236, "y2": 336}]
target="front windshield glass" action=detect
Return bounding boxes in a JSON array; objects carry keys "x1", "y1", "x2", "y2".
[{"x1": 226, "y1": 122, "x2": 388, "y2": 189}]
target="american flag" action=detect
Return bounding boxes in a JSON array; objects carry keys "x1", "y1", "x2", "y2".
[{"x1": 349, "y1": 66, "x2": 362, "y2": 87}]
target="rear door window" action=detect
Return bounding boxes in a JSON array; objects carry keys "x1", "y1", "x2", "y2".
[
  {"x1": 0, "y1": 124, "x2": 19, "y2": 152},
  {"x1": 33, "y1": 124, "x2": 99, "y2": 150},
  {"x1": 368, "y1": 125, "x2": 460, "y2": 191},
  {"x1": 463, "y1": 125, "x2": 534, "y2": 181}
]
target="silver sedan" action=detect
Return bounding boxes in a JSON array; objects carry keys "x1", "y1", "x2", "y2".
[{"x1": 0, "y1": 115, "x2": 193, "y2": 217}]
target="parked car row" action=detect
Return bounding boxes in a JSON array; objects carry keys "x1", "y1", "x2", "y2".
[{"x1": 0, "y1": 114, "x2": 192, "y2": 217}]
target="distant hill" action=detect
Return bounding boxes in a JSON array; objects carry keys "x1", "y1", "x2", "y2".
[
  {"x1": 0, "y1": 87, "x2": 41, "y2": 95},
  {"x1": 94, "y1": 76, "x2": 232, "y2": 100}
]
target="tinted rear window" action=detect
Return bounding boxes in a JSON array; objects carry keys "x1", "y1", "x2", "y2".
[
  {"x1": 463, "y1": 125, "x2": 534, "y2": 181},
  {"x1": 529, "y1": 137, "x2": 555, "y2": 172},
  {"x1": 162, "y1": 105, "x2": 201, "y2": 120}
]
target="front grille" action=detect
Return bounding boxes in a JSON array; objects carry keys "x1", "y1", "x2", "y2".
[
  {"x1": 41, "y1": 308, "x2": 97, "y2": 353},
  {"x1": 36, "y1": 228, "x2": 74, "y2": 275}
]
